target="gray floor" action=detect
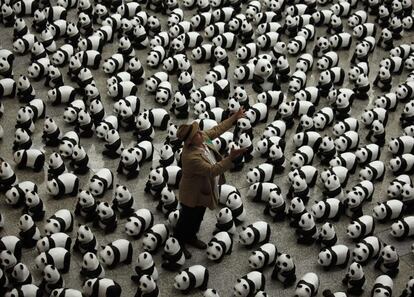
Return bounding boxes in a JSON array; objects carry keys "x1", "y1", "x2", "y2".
[{"x1": 0, "y1": 2, "x2": 414, "y2": 297}]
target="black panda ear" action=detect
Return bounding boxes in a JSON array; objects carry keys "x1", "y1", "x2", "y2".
[{"x1": 377, "y1": 202, "x2": 381, "y2": 205}]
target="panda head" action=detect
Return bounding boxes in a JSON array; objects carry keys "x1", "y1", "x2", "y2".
[
  {"x1": 16, "y1": 107, "x2": 33, "y2": 124},
  {"x1": 276, "y1": 253, "x2": 294, "y2": 271},
  {"x1": 96, "y1": 122, "x2": 111, "y2": 139},
  {"x1": 82, "y1": 252, "x2": 99, "y2": 272},
  {"x1": 278, "y1": 101, "x2": 293, "y2": 117},
  {"x1": 25, "y1": 190, "x2": 40, "y2": 208},
  {"x1": 317, "y1": 248, "x2": 333, "y2": 266},
  {"x1": 345, "y1": 190, "x2": 362, "y2": 208},
  {"x1": 269, "y1": 144, "x2": 283, "y2": 160},
  {"x1": 139, "y1": 275, "x2": 157, "y2": 293},
  {"x1": 125, "y1": 217, "x2": 144, "y2": 237},
  {"x1": 290, "y1": 152, "x2": 306, "y2": 169},
  {"x1": 69, "y1": 55, "x2": 82, "y2": 70},
  {"x1": 13, "y1": 149, "x2": 25, "y2": 165},
  {"x1": 156, "y1": 85, "x2": 172, "y2": 105},
  {"x1": 5, "y1": 185, "x2": 22, "y2": 205},
  {"x1": 347, "y1": 262, "x2": 364, "y2": 279},
  {"x1": 225, "y1": 192, "x2": 242, "y2": 209},
  {"x1": 96, "y1": 202, "x2": 114, "y2": 219},
  {"x1": 99, "y1": 244, "x2": 116, "y2": 265},
  {"x1": 179, "y1": 71, "x2": 192, "y2": 85},
  {"x1": 246, "y1": 168, "x2": 261, "y2": 184},
  {"x1": 115, "y1": 184, "x2": 131, "y2": 203},
  {"x1": 299, "y1": 212, "x2": 315, "y2": 229},
  {"x1": 0, "y1": 250, "x2": 17, "y2": 269},
  {"x1": 85, "y1": 84, "x2": 99, "y2": 99},
  {"x1": 380, "y1": 245, "x2": 398, "y2": 261},
  {"x1": 142, "y1": 233, "x2": 159, "y2": 252},
  {"x1": 89, "y1": 177, "x2": 106, "y2": 197},
  {"x1": 42, "y1": 264, "x2": 60, "y2": 282},
  {"x1": 44, "y1": 217, "x2": 62, "y2": 236},
  {"x1": 359, "y1": 166, "x2": 373, "y2": 181},
  {"x1": 334, "y1": 135, "x2": 350, "y2": 152},
  {"x1": 403, "y1": 15, "x2": 414, "y2": 29},
  {"x1": 48, "y1": 153, "x2": 63, "y2": 171},
  {"x1": 294, "y1": 281, "x2": 313, "y2": 297},
  {"x1": 161, "y1": 186, "x2": 175, "y2": 204},
  {"x1": 373, "y1": 202, "x2": 390, "y2": 220},
  {"x1": 389, "y1": 156, "x2": 402, "y2": 172},
  {"x1": 214, "y1": 46, "x2": 227, "y2": 61},
  {"x1": 276, "y1": 55, "x2": 289, "y2": 71},
  {"x1": 137, "y1": 251, "x2": 154, "y2": 267},
  {"x1": 169, "y1": 12, "x2": 182, "y2": 27},
  {"x1": 59, "y1": 140, "x2": 75, "y2": 158},
  {"x1": 347, "y1": 220, "x2": 362, "y2": 238},
  {"x1": 372, "y1": 120, "x2": 384, "y2": 134},
  {"x1": 241, "y1": 20, "x2": 252, "y2": 33},
  {"x1": 174, "y1": 271, "x2": 191, "y2": 290},
  {"x1": 14, "y1": 127, "x2": 30, "y2": 144},
  {"x1": 217, "y1": 207, "x2": 233, "y2": 223},
  {"x1": 12, "y1": 262, "x2": 29, "y2": 281},
  {"x1": 403, "y1": 100, "x2": 414, "y2": 115},
  {"x1": 319, "y1": 222, "x2": 335, "y2": 239},
  {"x1": 311, "y1": 201, "x2": 326, "y2": 218},
  {"x1": 289, "y1": 72, "x2": 306, "y2": 92},
  {"x1": 19, "y1": 214, "x2": 34, "y2": 231},
  {"x1": 352, "y1": 242, "x2": 371, "y2": 263},
  {"x1": 239, "y1": 226, "x2": 255, "y2": 245},
  {"x1": 120, "y1": 147, "x2": 138, "y2": 166},
  {"x1": 77, "y1": 224, "x2": 94, "y2": 244},
  {"x1": 387, "y1": 179, "x2": 404, "y2": 198},
  {"x1": 248, "y1": 250, "x2": 266, "y2": 269},
  {"x1": 164, "y1": 237, "x2": 181, "y2": 255}
]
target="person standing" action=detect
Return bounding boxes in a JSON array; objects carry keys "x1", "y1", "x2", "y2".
[{"x1": 175, "y1": 108, "x2": 246, "y2": 258}]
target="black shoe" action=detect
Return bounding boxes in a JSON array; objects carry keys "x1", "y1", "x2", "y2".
[{"x1": 186, "y1": 238, "x2": 207, "y2": 250}]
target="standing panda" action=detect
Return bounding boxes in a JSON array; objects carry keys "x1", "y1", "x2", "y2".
[
  {"x1": 99, "y1": 239, "x2": 133, "y2": 269},
  {"x1": 18, "y1": 214, "x2": 41, "y2": 248},
  {"x1": 318, "y1": 244, "x2": 350, "y2": 270},
  {"x1": 46, "y1": 173, "x2": 79, "y2": 199},
  {"x1": 89, "y1": 168, "x2": 114, "y2": 198},
  {"x1": 35, "y1": 247, "x2": 71, "y2": 273},
  {"x1": 374, "y1": 245, "x2": 400, "y2": 278},
  {"x1": 239, "y1": 221, "x2": 271, "y2": 248},
  {"x1": 81, "y1": 252, "x2": 105, "y2": 279},
  {"x1": 162, "y1": 237, "x2": 186, "y2": 271},
  {"x1": 44, "y1": 209, "x2": 74, "y2": 235},
  {"x1": 95, "y1": 202, "x2": 117, "y2": 233},
  {"x1": 233, "y1": 271, "x2": 266, "y2": 297},
  {"x1": 82, "y1": 278, "x2": 121, "y2": 297},
  {"x1": 13, "y1": 149, "x2": 45, "y2": 172},
  {"x1": 174, "y1": 265, "x2": 209, "y2": 294}
]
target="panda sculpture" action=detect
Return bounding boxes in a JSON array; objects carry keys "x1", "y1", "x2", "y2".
[
  {"x1": 233, "y1": 271, "x2": 265, "y2": 297},
  {"x1": 82, "y1": 278, "x2": 121, "y2": 297},
  {"x1": 18, "y1": 214, "x2": 41, "y2": 248},
  {"x1": 317, "y1": 222, "x2": 337, "y2": 248},
  {"x1": 35, "y1": 247, "x2": 71, "y2": 273},
  {"x1": 318, "y1": 244, "x2": 350, "y2": 270},
  {"x1": 46, "y1": 173, "x2": 79, "y2": 199},
  {"x1": 174, "y1": 265, "x2": 209, "y2": 294},
  {"x1": 390, "y1": 216, "x2": 414, "y2": 239},
  {"x1": 44, "y1": 209, "x2": 73, "y2": 235},
  {"x1": 294, "y1": 273, "x2": 319, "y2": 297},
  {"x1": 239, "y1": 221, "x2": 271, "y2": 248},
  {"x1": 347, "y1": 215, "x2": 375, "y2": 241},
  {"x1": 99, "y1": 239, "x2": 133, "y2": 269},
  {"x1": 371, "y1": 275, "x2": 394, "y2": 297},
  {"x1": 36, "y1": 232, "x2": 71, "y2": 253},
  {"x1": 374, "y1": 245, "x2": 400, "y2": 278},
  {"x1": 142, "y1": 224, "x2": 169, "y2": 254},
  {"x1": 342, "y1": 262, "x2": 366, "y2": 295},
  {"x1": 80, "y1": 252, "x2": 105, "y2": 279},
  {"x1": 94, "y1": 202, "x2": 117, "y2": 233},
  {"x1": 248, "y1": 243, "x2": 276, "y2": 272},
  {"x1": 352, "y1": 236, "x2": 383, "y2": 265},
  {"x1": 73, "y1": 224, "x2": 98, "y2": 255},
  {"x1": 89, "y1": 168, "x2": 114, "y2": 198},
  {"x1": 131, "y1": 252, "x2": 159, "y2": 284}
]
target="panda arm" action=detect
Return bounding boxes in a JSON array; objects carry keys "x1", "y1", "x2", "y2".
[
  {"x1": 186, "y1": 154, "x2": 233, "y2": 178},
  {"x1": 204, "y1": 116, "x2": 236, "y2": 140}
]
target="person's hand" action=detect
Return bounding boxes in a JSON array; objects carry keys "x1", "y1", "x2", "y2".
[
  {"x1": 229, "y1": 148, "x2": 247, "y2": 160},
  {"x1": 232, "y1": 107, "x2": 246, "y2": 121}
]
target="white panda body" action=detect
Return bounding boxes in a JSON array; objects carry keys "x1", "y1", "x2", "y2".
[
  {"x1": 352, "y1": 236, "x2": 382, "y2": 265},
  {"x1": 359, "y1": 160, "x2": 385, "y2": 182},
  {"x1": 347, "y1": 215, "x2": 375, "y2": 241},
  {"x1": 239, "y1": 221, "x2": 271, "y2": 248},
  {"x1": 318, "y1": 244, "x2": 350, "y2": 269},
  {"x1": 35, "y1": 247, "x2": 70, "y2": 273},
  {"x1": 248, "y1": 243, "x2": 276, "y2": 271},
  {"x1": 233, "y1": 271, "x2": 265, "y2": 297},
  {"x1": 174, "y1": 265, "x2": 209, "y2": 293},
  {"x1": 390, "y1": 216, "x2": 414, "y2": 238},
  {"x1": 99, "y1": 239, "x2": 133, "y2": 268},
  {"x1": 206, "y1": 231, "x2": 233, "y2": 262},
  {"x1": 46, "y1": 173, "x2": 79, "y2": 199}
]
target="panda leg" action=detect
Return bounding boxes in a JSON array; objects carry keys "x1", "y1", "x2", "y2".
[
  {"x1": 62, "y1": 253, "x2": 71, "y2": 273},
  {"x1": 125, "y1": 243, "x2": 133, "y2": 264},
  {"x1": 70, "y1": 178, "x2": 80, "y2": 197},
  {"x1": 160, "y1": 115, "x2": 170, "y2": 131}
]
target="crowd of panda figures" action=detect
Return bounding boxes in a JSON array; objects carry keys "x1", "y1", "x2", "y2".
[{"x1": 2, "y1": 0, "x2": 414, "y2": 296}]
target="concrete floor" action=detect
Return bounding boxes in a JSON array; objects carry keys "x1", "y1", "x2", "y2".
[{"x1": 0, "y1": 1, "x2": 414, "y2": 297}]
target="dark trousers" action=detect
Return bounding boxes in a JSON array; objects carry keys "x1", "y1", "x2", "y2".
[{"x1": 174, "y1": 204, "x2": 206, "y2": 243}]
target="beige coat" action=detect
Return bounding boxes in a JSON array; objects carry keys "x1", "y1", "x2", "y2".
[{"x1": 178, "y1": 117, "x2": 236, "y2": 209}]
